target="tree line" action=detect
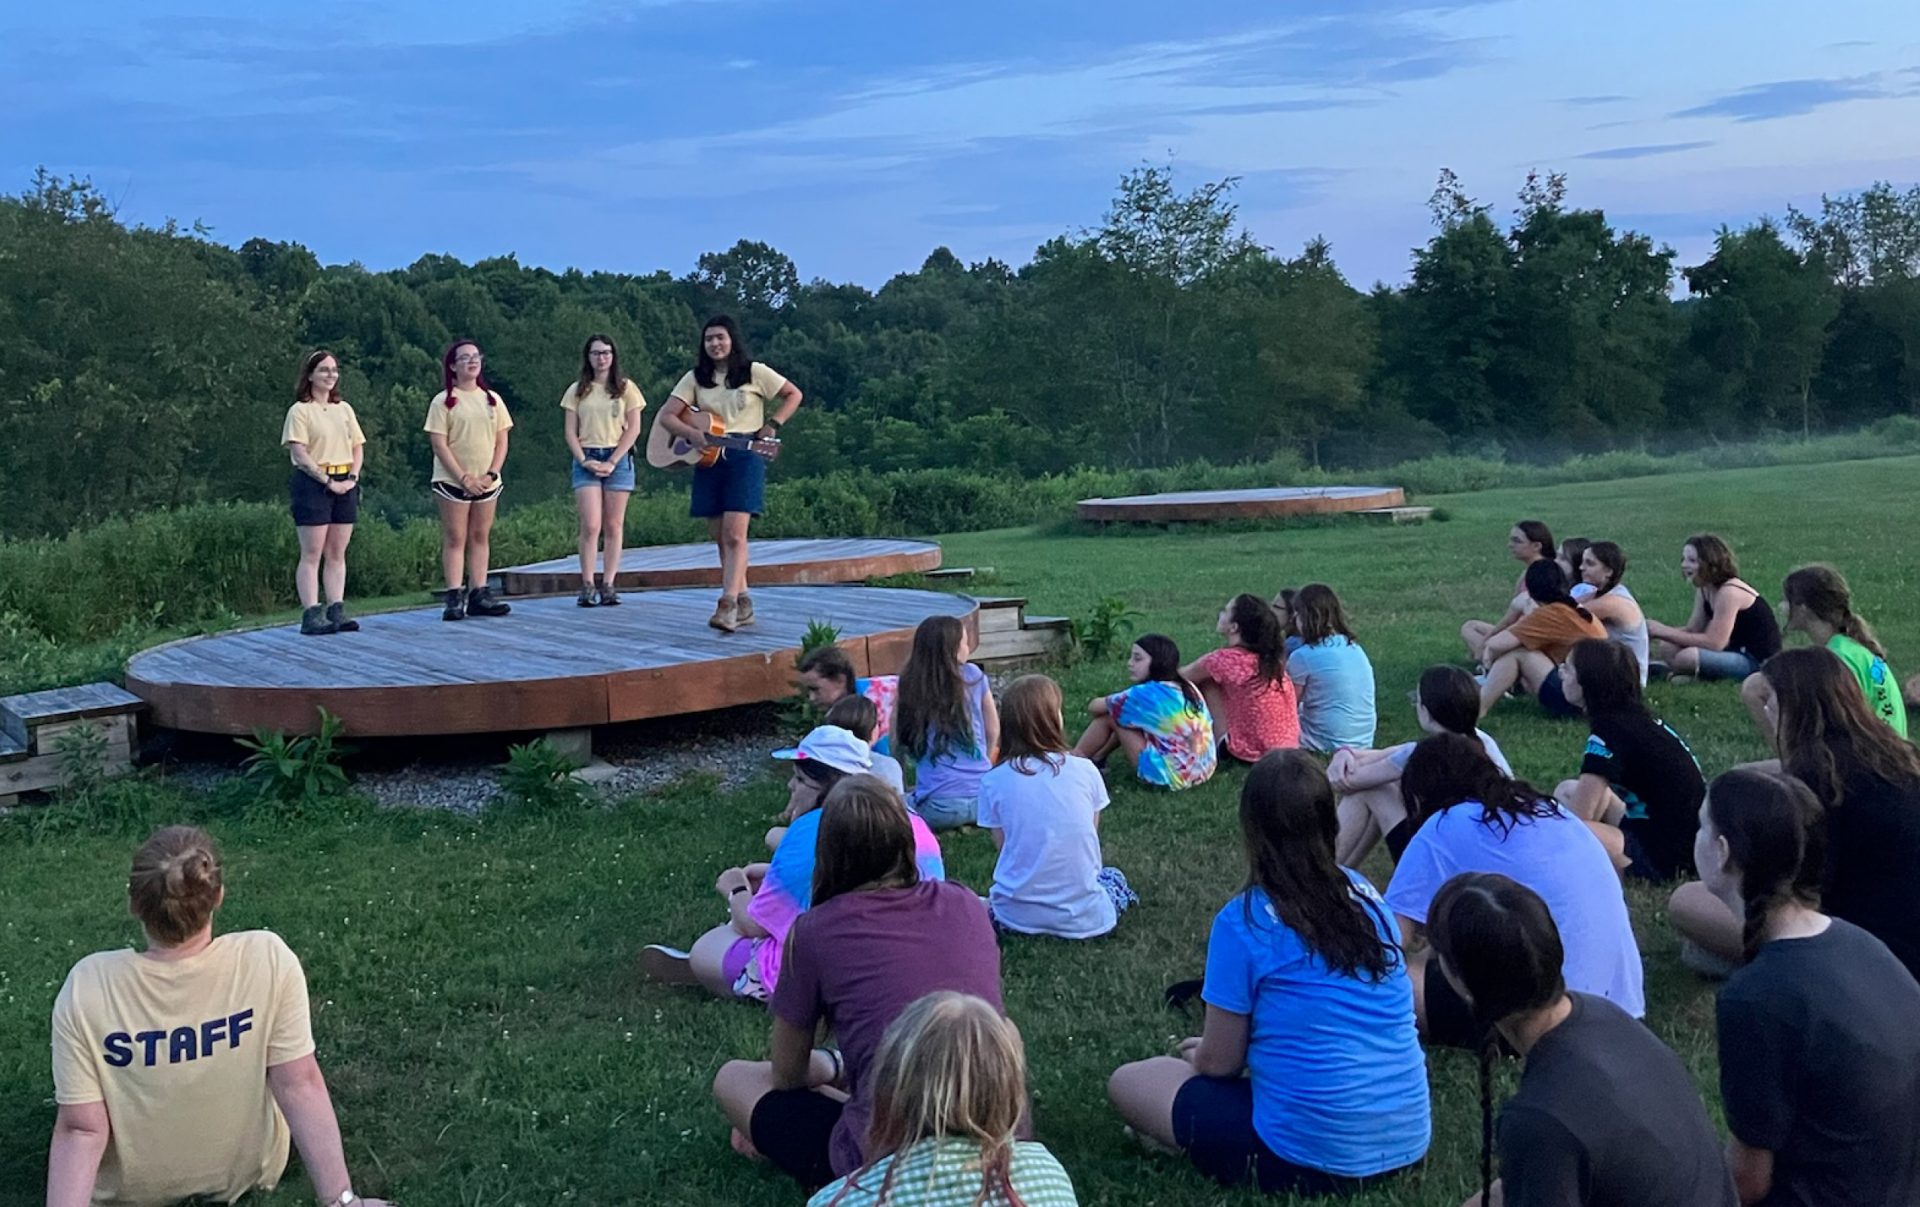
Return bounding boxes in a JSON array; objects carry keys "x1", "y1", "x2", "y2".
[{"x1": 2, "y1": 165, "x2": 1916, "y2": 539}]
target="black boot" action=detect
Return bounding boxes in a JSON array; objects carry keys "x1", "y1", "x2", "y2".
[
  {"x1": 442, "y1": 588, "x2": 466, "y2": 622},
  {"x1": 299, "y1": 605, "x2": 337, "y2": 636},
  {"x1": 577, "y1": 584, "x2": 599, "y2": 607},
  {"x1": 466, "y1": 586, "x2": 511, "y2": 618},
  {"x1": 326, "y1": 602, "x2": 360, "y2": 632},
  {"x1": 597, "y1": 577, "x2": 621, "y2": 606}
]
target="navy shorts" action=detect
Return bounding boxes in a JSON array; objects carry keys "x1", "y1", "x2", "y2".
[
  {"x1": 289, "y1": 472, "x2": 359, "y2": 527},
  {"x1": 1172, "y1": 1075, "x2": 1416, "y2": 1196},
  {"x1": 748, "y1": 1087, "x2": 841, "y2": 1190},
  {"x1": 1537, "y1": 668, "x2": 1581, "y2": 718},
  {"x1": 571, "y1": 447, "x2": 635, "y2": 492},
  {"x1": 690, "y1": 448, "x2": 766, "y2": 517}
]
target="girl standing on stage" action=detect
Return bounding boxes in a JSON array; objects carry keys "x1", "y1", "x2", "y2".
[
  {"x1": 281, "y1": 350, "x2": 365, "y2": 636},
  {"x1": 659, "y1": 315, "x2": 803, "y2": 633},
  {"x1": 424, "y1": 339, "x2": 514, "y2": 621},
  {"x1": 562, "y1": 334, "x2": 646, "y2": 607}
]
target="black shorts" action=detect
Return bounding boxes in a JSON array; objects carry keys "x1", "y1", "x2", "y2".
[
  {"x1": 290, "y1": 472, "x2": 359, "y2": 527},
  {"x1": 748, "y1": 1087, "x2": 841, "y2": 1190},
  {"x1": 1537, "y1": 668, "x2": 1581, "y2": 718},
  {"x1": 1421, "y1": 959, "x2": 1479, "y2": 1049},
  {"x1": 430, "y1": 480, "x2": 503, "y2": 504},
  {"x1": 1171, "y1": 1075, "x2": 1416, "y2": 1196}
]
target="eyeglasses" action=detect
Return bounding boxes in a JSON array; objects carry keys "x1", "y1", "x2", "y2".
[
  {"x1": 453, "y1": 354, "x2": 484, "y2": 364},
  {"x1": 589, "y1": 349, "x2": 614, "y2": 357}
]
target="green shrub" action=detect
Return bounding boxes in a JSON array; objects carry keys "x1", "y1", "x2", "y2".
[
  {"x1": 1073, "y1": 596, "x2": 1143, "y2": 663},
  {"x1": 236, "y1": 709, "x2": 359, "y2": 822},
  {"x1": 497, "y1": 738, "x2": 595, "y2": 813}
]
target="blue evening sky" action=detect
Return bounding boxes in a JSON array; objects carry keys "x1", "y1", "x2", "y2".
[{"x1": 5, "y1": 1, "x2": 1917, "y2": 289}]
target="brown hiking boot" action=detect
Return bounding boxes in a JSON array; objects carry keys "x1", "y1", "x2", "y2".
[
  {"x1": 735, "y1": 593, "x2": 755, "y2": 626},
  {"x1": 708, "y1": 595, "x2": 738, "y2": 633}
]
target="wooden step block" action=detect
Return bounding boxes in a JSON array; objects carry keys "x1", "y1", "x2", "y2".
[
  {"x1": 1357, "y1": 506, "x2": 1433, "y2": 524},
  {"x1": 971, "y1": 596, "x2": 1029, "y2": 610},
  {"x1": 0, "y1": 713, "x2": 136, "y2": 795},
  {"x1": 973, "y1": 628, "x2": 1073, "y2": 662},
  {"x1": 1021, "y1": 615, "x2": 1072, "y2": 632},
  {"x1": 0, "y1": 730, "x2": 25, "y2": 763},
  {"x1": 1, "y1": 683, "x2": 146, "y2": 748},
  {"x1": 924, "y1": 567, "x2": 977, "y2": 582}
]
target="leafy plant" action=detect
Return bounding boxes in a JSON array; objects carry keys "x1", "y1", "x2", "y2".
[
  {"x1": 1072, "y1": 596, "x2": 1143, "y2": 663},
  {"x1": 781, "y1": 621, "x2": 845, "y2": 731},
  {"x1": 237, "y1": 708, "x2": 355, "y2": 821},
  {"x1": 497, "y1": 738, "x2": 595, "y2": 813},
  {"x1": 799, "y1": 619, "x2": 841, "y2": 655},
  {"x1": 53, "y1": 720, "x2": 110, "y2": 804}
]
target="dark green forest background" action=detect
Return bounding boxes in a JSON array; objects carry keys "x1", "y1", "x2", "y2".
[{"x1": 3, "y1": 164, "x2": 1919, "y2": 541}]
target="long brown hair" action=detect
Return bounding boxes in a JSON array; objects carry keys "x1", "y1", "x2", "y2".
[
  {"x1": 1685, "y1": 532, "x2": 1738, "y2": 588},
  {"x1": 1765, "y1": 646, "x2": 1920, "y2": 807},
  {"x1": 1292, "y1": 583, "x2": 1357, "y2": 646},
  {"x1": 811, "y1": 776, "x2": 922, "y2": 908},
  {"x1": 1704, "y1": 769, "x2": 1827, "y2": 961},
  {"x1": 833, "y1": 992, "x2": 1027, "y2": 1207},
  {"x1": 894, "y1": 616, "x2": 978, "y2": 764},
  {"x1": 441, "y1": 339, "x2": 496, "y2": 409},
  {"x1": 1225, "y1": 593, "x2": 1287, "y2": 684},
  {"x1": 1783, "y1": 565, "x2": 1886, "y2": 659},
  {"x1": 129, "y1": 826, "x2": 224, "y2": 945},
  {"x1": 294, "y1": 349, "x2": 344, "y2": 404},
  {"x1": 1239, "y1": 750, "x2": 1397, "y2": 980},
  {"x1": 572, "y1": 332, "x2": 629, "y2": 402},
  {"x1": 996, "y1": 675, "x2": 1067, "y2": 776}
]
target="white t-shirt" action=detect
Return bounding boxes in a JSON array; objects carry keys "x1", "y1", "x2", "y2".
[
  {"x1": 1385, "y1": 803, "x2": 1645, "y2": 1017},
  {"x1": 1386, "y1": 729, "x2": 1513, "y2": 776},
  {"x1": 869, "y1": 753, "x2": 906, "y2": 797},
  {"x1": 976, "y1": 754, "x2": 1114, "y2": 939}
]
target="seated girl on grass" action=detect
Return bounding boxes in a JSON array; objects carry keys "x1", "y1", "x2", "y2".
[
  {"x1": 1183, "y1": 593, "x2": 1300, "y2": 764},
  {"x1": 894, "y1": 615, "x2": 999, "y2": 830},
  {"x1": 1287, "y1": 584, "x2": 1377, "y2": 753},
  {"x1": 797, "y1": 645, "x2": 898, "y2": 755},
  {"x1": 1460, "y1": 519, "x2": 1555, "y2": 665},
  {"x1": 1269, "y1": 587, "x2": 1304, "y2": 657},
  {"x1": 822, "y1": 695, "x2": 905, "y2": 796},
  {"x1": 1476, "y1": 560, "x2": 1605, "y2": 717},
  {"x1": 1742, "y1": 564, "x2": 1906, "y2": 743},
  {"x1": 1574, "y1": 540, "x2": 1649, "y2": 682},
  {"x1": 1331, "y1": 665, "x2": 1512, "y2": 867},
  {"x1": 1073, "y1": 633, "x2": 1216, "y2": 790},
  {"x1": 1645, "y1": 532, "x2": 1780, "y2": 682},
  {"x1": 639, "y1": 728, "x2": 944, "y2": 1001},
  {"x1": 978, "y1": 675, "x2": 1136, "y2": 940}
]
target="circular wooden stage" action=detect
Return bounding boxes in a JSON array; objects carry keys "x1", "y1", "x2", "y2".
[
  {"x1": 126, "y1": 587, "x2": 976, "y2": 737},
  {"x1": 1076, "y1": 485, "x2": 1405, "y2": 524},
  {"x1": 496, "y1": 538, "x2": 942, "y2": 596}
]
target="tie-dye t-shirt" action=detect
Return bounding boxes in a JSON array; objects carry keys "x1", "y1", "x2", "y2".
[
  {"x1": 1107, "y1": 680, "x2": 1216, "y2": 790},
  {"x1": 855, "y1": 675, "x2": 898, "y2": 756},
  {"x1": 745, "y1": 806, "x2": 946, "y2": 998}
]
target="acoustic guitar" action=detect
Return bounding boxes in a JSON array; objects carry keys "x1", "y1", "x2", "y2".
[{"x1": 644, "y1": 402, "x2": 782, "y2": 470}]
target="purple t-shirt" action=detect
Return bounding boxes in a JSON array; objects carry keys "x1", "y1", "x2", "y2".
[
  {"x1": 906, "y1": 663, "x2": 993, "y2": 805},
  {"x1": 770, "y1": 879, "x2": 1004, "y2": 1179}
]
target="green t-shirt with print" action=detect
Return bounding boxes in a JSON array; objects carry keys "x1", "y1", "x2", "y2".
[{"x1": 1829, "y1": 634, "x2": 1909, "y2": 738}]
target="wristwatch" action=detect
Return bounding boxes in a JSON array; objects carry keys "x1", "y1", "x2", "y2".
[
  {"x1": 330, "y1": 1191, "x2": 359, "y2": 1206},
  {"x1": 484, "y1": 470, "x2": 500, "y2": 482},
  {"x1": 344, "y1": 473, "x2": 359, "y2": 482}
]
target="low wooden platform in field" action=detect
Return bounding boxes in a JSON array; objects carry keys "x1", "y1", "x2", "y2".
[
  {"x1": 125, "y1": 587, "x2": 977, "y2": 737},
  {"x1": 1076, "y1": 485, "x2": 1405, "y2": 524},
  {"x1": 496, "y1": 538, "x2": 941, "y2": 596}
]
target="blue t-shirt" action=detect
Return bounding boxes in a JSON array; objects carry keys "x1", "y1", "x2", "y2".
[
  {"x1": 1202, "y1": 872, "x2": 1432, "y2": 1177},
  {"x1": 1286, "y1": 637, "x2": 1378, "y2": 752}
]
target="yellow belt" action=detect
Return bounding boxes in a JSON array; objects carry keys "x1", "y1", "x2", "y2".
[{"x1": 320, "y1": 463, "x2": 353, "y2": 474}]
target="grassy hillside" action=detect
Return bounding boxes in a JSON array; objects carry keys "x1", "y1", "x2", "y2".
[{"x1": 4, "y1": 456, "x2": 1913, "y2": 1205}]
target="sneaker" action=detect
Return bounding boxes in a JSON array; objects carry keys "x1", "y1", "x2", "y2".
[
  {"x1": 639, "y1": 944, "x2": 699, "y2": 985},
  {"x1": 467, "y1": 586, "x2": 511, "y2": 618},
  {"x1": 325, "y1": 602, "x2": 359, "y2": 633},
  {"x1": 597, "y1": 580, "x2": 621, "y2": 607},
  {"x1": 735, "y1": 593, "x2": 755, "y2": 626},
  {"x1": 577, "y1": 586, "x2": 599, "y2": 608},
  {"x1": 441, "y1": 589, "x2": 466, "y2": 622},
  {"x1": 1647, "y1": 660, "x2": 1672, "y2": 681},
  {"x1": 708, "y1": 596, "x2": 738, "y2": 633},
  {"x1": 1679, "y1": 939, "x2": 1739, "y2": 980},
  {"x1": 299, "y1": 605, "x2": 337, "y2": 636}
]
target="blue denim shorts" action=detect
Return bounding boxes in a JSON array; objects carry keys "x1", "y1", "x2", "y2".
[
  {"x1": 690, "y1": 448, "x2": 766, "y2": 517},
  {"x1": 571, "y1": 447, "x2": 635, "y2": 492},
  {"x1": 1693, "y1": 647, "x2": 1761, "y2": 681},
  {"x1": 909, "y1": 794, "x2": 978, "y2": 830}
]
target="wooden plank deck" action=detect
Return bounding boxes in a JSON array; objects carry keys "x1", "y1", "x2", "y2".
[
  {"x1": 125, "y1": 587, "x2": 977, "y2": 737},
  {"x1": 1076, "y1": 485, "x2": 1405, "y2": 523},
  {"x1": 496, "y1": 538, "x2": 942, "y2": 595}
]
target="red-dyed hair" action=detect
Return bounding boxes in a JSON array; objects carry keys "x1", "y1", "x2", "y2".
[{"x1": 442, "y1": 339, "x2": 496, "y2": 408}]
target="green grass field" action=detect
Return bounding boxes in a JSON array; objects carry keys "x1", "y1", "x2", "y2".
[{"x1": 5, "y1": 456, "x2": 1917, "y2": 1206}]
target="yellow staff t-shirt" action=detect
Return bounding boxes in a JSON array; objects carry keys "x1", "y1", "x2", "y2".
[
  {"x1": 280, "y1": 400, "x2": 366, "y2": 468},
  {"x1": 423, "y1": 388, "x2": 514, "y2": 485},
  {"x1": 560, "y1": 380, "x2": 646, "y2": 448},
  {"x1": 50, "y1": 930, "x2": 316, "y2": 1205},
  {"x1": 667, "y1": 362, "x2": 788, "y2": 435}
]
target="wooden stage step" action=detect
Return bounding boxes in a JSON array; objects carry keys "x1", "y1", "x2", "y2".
[
  {"x1": 970, "y1": 598, "x2": 1073, "y2": 664},
  {"x1": 0, "y1": 683, "x2": 145, "y2": 798},
  {"x1": 126, "y1": 586, "x2": 978, "y2": 738},
  {"x1": 1358, "y1": 506, "x2": 1434, "y2": 524},
  {"x1": 497, "y1": 538, "x2": 941, "y2": 596},
  {"x1": 1077, "y1": 485, "x2": 1405, "y2": 524}
]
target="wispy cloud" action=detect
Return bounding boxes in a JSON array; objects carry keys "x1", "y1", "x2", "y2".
[
  {"x1": 1672, "y1": 75, "x2": 1885, "y2": 122},
  {"x1": 1578, "y1": 140, "x2": 1714, "y2": 160},
  {"x1": 1561, "y1": 94, "x2": 1629, "y2": 106}
]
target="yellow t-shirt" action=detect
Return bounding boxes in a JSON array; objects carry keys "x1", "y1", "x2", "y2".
[
  {"x1": 668, "y1": 362, "x2": 788, "y2": 435},
  {"x1": 560, "y1": 380, "x2": 646, "y2": 448},
  {"x1": 423, "y1": 388, "x2": 514, "y2": 485},
  {"x1": 280, "y1": 400, "x2": 366, "y2": 469},
  {"x1": 50, "y1": 930, "x2": 316, "y2": 1205}
]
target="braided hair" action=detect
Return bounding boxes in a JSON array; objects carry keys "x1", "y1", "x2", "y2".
[
  {"x1": 1703, "y1": 768, "x2": 1827, "y2": 961},
  {"x1": 1427, "y1": 873, "x2": 1567, "y2": 1207}
]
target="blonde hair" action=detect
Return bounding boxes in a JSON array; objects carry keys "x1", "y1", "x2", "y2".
[
  {"x1": 996, "y1": 675, "x2": 1067, "y2": 775},
  {"x1": 831, "y1": 992, "x2": 1028, "y2": 1207},
  {"x1": 129, "y1": 826, "x2": 223, "y2": 944}
]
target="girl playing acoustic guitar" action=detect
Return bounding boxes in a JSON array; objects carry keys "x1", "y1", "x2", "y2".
[{"x1": 654, "y1": 315, "x2": 803, "y2": 633}]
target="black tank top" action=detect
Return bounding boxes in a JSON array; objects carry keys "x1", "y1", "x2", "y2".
[{"x1": 1704, "y1": 587, "x2": 1782, "y2": 660}]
